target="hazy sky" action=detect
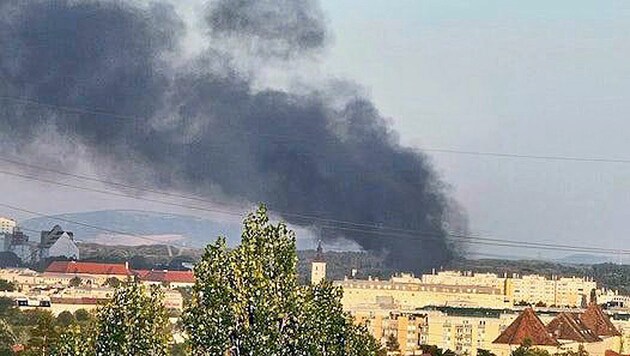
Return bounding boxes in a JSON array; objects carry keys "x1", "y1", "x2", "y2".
[{"x1": 2, "y1": 0, "x2": 629, "y2": 259}]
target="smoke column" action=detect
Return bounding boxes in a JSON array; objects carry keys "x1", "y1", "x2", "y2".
[{"x1": 0, "y1": 0, "x2": 464, "y2": 271}]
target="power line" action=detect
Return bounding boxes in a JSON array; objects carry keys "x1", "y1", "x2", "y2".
[
  {"x1": 419, "y1": 147, "x2": 630, "y2": 165},
  {"x1": 3, "y1": 167, "x2": 630, "y2": 256},
  {"x1": 0, "y1": 202, "x2": 188, "y2": 250},
  {"x1": 1, "y1": 94, "x2": 629, "y2": 165}
]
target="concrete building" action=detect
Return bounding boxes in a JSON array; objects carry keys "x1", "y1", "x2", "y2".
[
  {"x1": 0, "y1": 217, "x2": 16, "y2": 235},
  {"x1": 419, "y1": 270, "x2": 596, "y2": 308},
  {"x1": 336, "y1": 273, "x2": 511, "y2": 310},
  {"x1": 355, "y1": 308, "x2": 520, "y2": 356},
  {"x1": 39, "y1": 225, "x2": 79, "y2": 260},
  {"x1": 311, "y1": 241, "x2": 326, "y2": 285}
]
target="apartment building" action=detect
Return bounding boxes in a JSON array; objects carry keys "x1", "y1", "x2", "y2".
[
  {"x1": 0, "y1": 217, "x2": 16, "y2": 235},
  {"x1": 353, "y1": 308, "x2": 521, "y2": 356},
  {"x1": 416, "y1": 270, "x2": 596, "y2": 307}
]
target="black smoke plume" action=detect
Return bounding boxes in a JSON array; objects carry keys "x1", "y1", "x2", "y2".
[{"x1": 0, "y1": 0, "x2": 463, "y2": 271}]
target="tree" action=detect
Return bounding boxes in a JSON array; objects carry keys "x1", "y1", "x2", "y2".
[
  {"x1": 74, "y1": 309, "x2": 91, "y2": 323},
  {"x1": 68, "y1": 276, "x2": 82, "y2": 288},
  {"x1": 510, "y1": 339, "x2": 552, "y2": 356},
  {"x1": 103, "y1": 277, "x2": 121, "y2": 288},
  {"x1": 51, "y1": 324, "x2": 94, "y2": 356},
  {"x1": 56, "y1": 311, "x2": 75, "y2": 327},
  {"x1": 183, "y1": 205, "x2": 382, "y2": 356},
  {"x1": 477, "y1": 349, "x2": 497, "y2": 356},
  {"x1": 94, "y1": 283, "x2": 170, "y2": 355},
  {"x1": 0, "y1": 319, "x2": 16, "y2": 355},
  {"x1": 0, "y1": 297, "x2": 14, "y2": 316},
  {"x1": 26, "y1": 310, "x2": 59, "y2": 356},
  {"x1": 0, "y1": 280, "x2": 14, "y2": 292},
  {"x1": 386, "y1": 333, "x2": 401, "y2": 353}
]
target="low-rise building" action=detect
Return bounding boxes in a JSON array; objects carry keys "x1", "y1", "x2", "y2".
[
  {"x1": 491, "y1": 305, "x2": 622, "y2": 356},
  {"x1": 135, "y1": 270, "x2": 195, "y2": 288}
]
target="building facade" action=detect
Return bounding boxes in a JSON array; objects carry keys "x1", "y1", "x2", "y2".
[
  {"x1": 336, "y1": 274, "x2": 511, "y2": 310},
  {"x1": 0, "y1": 217, "x2": 16, "y2": 235}
]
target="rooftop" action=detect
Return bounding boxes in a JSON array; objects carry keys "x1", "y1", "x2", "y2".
[
  {"x1": 547, "y1": 312, "x2": 601, "y2": 343},
  {"x1": 493, "y1": 308, "x2": 560, "y2": 346},
  {"x1": 45, "y1": 261, "x2": 131, "y2": 276}
]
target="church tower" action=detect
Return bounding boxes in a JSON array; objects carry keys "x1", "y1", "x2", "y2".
[{"x1": 310, "y1": 240, "x2": 326, "y2": 285}]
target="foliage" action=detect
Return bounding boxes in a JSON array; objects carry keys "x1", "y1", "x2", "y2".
[
  {"x1": 103, "y1": 276, "x2": 121, "y2": 288},
  {"x1": 0, "y1": 319, "x2": 16, "y2": 355},
  {"x1": 56, "y1": 311, "x2": 75, "y2": 327},
  {"x1": 94, "y1": 283, "x2": 171, "y2": 356},
  {"x1": 68, "y1": 276, "x2": 82, "y2": 288},
  {"x1": 420, "y1": 344, "x2": 457, "y2": 356},
  {"x1": 51, "y1": 324, "x2": 94, "y2": 356},
  {"x1": 0, "y1": 280, "x2": 15, "y2": 292},
  {"x1": 385, "y1": 333, "x2": 400, "y2": 353},
  {"x1": 26, "y1": 310, "x2": 59, "y2": 355},
  {"x1": 183, "y1": 205, "x2": 382, "y2": 356},
  {"x1": 74, "y1": 309, "x2": 91, "y2": 322},
  {"x1": 0, "y1": 298, "x2": 14, "y2": 316},
  {"x1": 477, "y1": 349, "x2": 497, "y2": 356}
]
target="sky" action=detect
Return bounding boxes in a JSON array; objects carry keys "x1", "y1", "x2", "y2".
[{"x1": 1, "y1": 0, "x2": 630, "y2": 260}]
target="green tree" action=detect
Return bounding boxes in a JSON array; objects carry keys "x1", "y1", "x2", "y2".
[
  {"x1": 94, "y1": 283, "x2": 170, "y2": 355},
  {"x1": 68, "y1": 276, "x2": 82, "y2": 288},
  {"x1": 0, "y1": 319, "x2": 16, "y2": 355},
  {"x1": 385, "y1": 333, "x2": 400, "y2": 353},
  {"x1": 103, "y1": 277, "x2": 121, "y2": 288},
  {"x1": 511, "y1": 339, "x2": 552, "y2": 356},
  {"x1": 477, "y1": 349, "x2": 497, "y2": 356},
  {"x1": 56, "y1": 311, "x2": 75, "y2": 327},
  {"x1": 51, "y1": 324, "x2": 94, "y2": 356},
  {"x1": 183, "y1": 205, "x2": 381, "y2": 355},
  {"x1": 0, "y1": 297, "x2": 15, "y2": 316},
  {"x1": 0, "y1": 280, "x2": 14, "y2": 292},
  {"x1": 74, "y1": 309, "x2": 91, "y2": 323},
  {"x1": 26, "y1": 310, "x2": 59, "y2": 356}
]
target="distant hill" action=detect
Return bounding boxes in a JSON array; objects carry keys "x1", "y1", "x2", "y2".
[
  {"x1": 557, "y1": 254, "x2": 621, "y2": 265},
  {"x1": 21, "y1": 209, "x2": 319, "y2": 250},
  {"x1": 22, "y1": 210, "x2": 244, "y2": 248}
]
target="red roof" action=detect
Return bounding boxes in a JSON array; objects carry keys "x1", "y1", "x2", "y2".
[
  {"x1": 581, "y1": 303, "x2": 621, "y2": 337},
  {"x1": 493, "y1": 308, "x2": 559, "y2": 346},
  {"x1": 547, "y1": 312, "x2": 601, "y2": 343},
  {"x1": 135, "y1": 270, "x2": 194, "y2": 284},
  {"x1": 46, "y1": 261, "x2": 131, "y2": 276},
  {"x1": 605, "y1": 351, "x2": 630, "y2": 356}
]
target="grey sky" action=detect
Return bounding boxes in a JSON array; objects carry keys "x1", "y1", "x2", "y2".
[{"x1": 1, "y1": 0, "x2": 629, "y2": 259}]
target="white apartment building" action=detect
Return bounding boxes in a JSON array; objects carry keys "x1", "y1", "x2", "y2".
[{"x1": 0, "y1": 217, "x2": 16, "y2": 234}]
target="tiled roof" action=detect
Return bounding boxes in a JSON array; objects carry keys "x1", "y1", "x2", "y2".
[
  {"x1": 605, "y1": 351, "x2": 630, "y2": 356},
  {"x1": 493, "y1": 308, "x2": 559, "y2": 346},
  {"x1": 45, "y1": 261, "x2": 131, "y2": 276},
  {"x1": 547, "y1": 312, "x2": 601, "y2": 343},
  {"x1": 135, "y1": 270, "x2": 195, "y2": 284},
  {"x1": 581, "y1": 303, "x2": 621, "y2": 337}
]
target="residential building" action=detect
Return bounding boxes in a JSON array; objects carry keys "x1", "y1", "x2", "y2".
[
  {"x1": 418, "y1": 270, "x2": 596, "y2": 307},
  {"x1": 135, "y1": 270, "x2": 195, "y2": 288},
  {"x1": 491, "y1": 305, "x2": 622, "y2": 356},
  {"x1": 336, "y1": 274, "x2": 511, "y2": 311},
  {"x1": 0, "y1": 217, "x2": 16, "y2": 235},
  {"x1": 44, "y1": 260, "x2": 132, "y2": 285},
  {"x1": 422, "y1": 270, "x2": 506, "y2": 292}
]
